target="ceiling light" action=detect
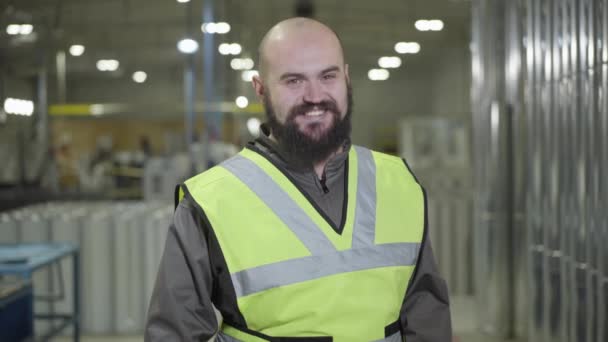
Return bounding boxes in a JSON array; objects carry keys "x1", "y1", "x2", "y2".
[
  {"x1": 219, "y1": 43, "x2": 231, "y2": 55},
  {"x1": 395, "y1": 42, "x2": 421, "y2": 54},
  {"x1": 219, "y1": 43, "x2": 241, "y2": 55},
  {"x1": 241, "y1": 70, "x2": 259, "y2": 82},
  {"x1": 415, "y1": 19, "x2": 444, "y2": 31},
  {"x1": 3, "y1": 98, "x2": 34, "y2": 116},
  {"x1": 202, "y1": 23, "x2": 217, "y2": 33},
  {"x1": 177, "y1": 38, "x2": 199, "y2": 54},
  {"x1": 235, "y1": 96, "x2": 249, "y2": 109},
  {"x1": 202, "y1": 22, "x2": 230, "y2": 34},
  {"x1": 429, "y1": 20, "x2": 444, "y2": 31},
  {"x1": 132, "y1": 71, "x2": 147, "y2": 83},
  {"x1": 378, "y1": 56, "x2": 401, "y2": 68},
  {"x1": 230, "y1": 43, "x2": 242, "y2": 55},
  {"x1": 96, "y1": 59, "x2": 120, "y2": 71},
  {"x1": 69, "y1": 44, "x2": 85, "y2": 56},
  {"x1": 215, "y1": 22, "x2": 231, "y2": 34},
  {"x1": 19, "y1": 24, "x2": 33, "y2": 35},
  {"x1": 6, "y1": 24, "x2": 33, "y2": 35},
  {"x1": 6, "y1": 24, "x2": 20, "y2": 35},
  {"x1": 231, "y1": 58, "x2": 254, "y2": 70},
  {"x1": 368, "y1": 69, "x2": 390, "y2": 81},
  {"x1": 177, "y1": 0, "x2": 190, "y2": 3},
  {"x1": 247, "y1": 117, "x2": 261, "y2": 137}
]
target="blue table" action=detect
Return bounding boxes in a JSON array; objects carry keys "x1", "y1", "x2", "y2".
[{"x1": 0, "y1": 243, "x2": 80, "y2": 342}]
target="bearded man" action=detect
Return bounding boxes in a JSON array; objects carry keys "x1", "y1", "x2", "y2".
[{"x1": 146, "y1": 17, "x2": 451, "y2": 342}]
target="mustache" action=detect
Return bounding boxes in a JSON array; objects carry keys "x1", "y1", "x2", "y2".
[{"x1": 287, "y1": 100, "x2": 340, "y2": 121}]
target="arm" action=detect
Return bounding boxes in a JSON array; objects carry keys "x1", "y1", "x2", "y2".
[
  {"x1": 400, "y1": 220, "x2": 452, "y2": 341},
  {"x1": 145, "y1": 201, "x2": 219, "y2": 341}
]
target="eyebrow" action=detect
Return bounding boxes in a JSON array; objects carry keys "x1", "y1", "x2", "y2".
[{"x1": 278, "y1": 66, "x2": 342, "y2": 81}]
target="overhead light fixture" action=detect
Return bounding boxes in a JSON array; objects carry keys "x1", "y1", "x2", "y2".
[
  {"x1": 219, "y1": 43, "x2": 242, "y2": 55},
  {"x1": 247, "y1": 117, "x2": 261, "y2": 137},
  {"x1": 230, "y1": 58, "x2": 254, "y2": 70},
  {"x1": 177, "y1": 38, "x2": 199, "y2": 54},
  {"x1": 69, "y1": 44, "x2": 85, "y2": 56},
  {"x1": 6, "y1": 24, "x2": 33, "y2": 35},
  {"x1": 176, "y1": 0, "x2": 190, "y2": 3},
  {"x1": 241, "y1": 70, "x2": 259, "y2": 82},
  {"x1": 20, "y1": 24, "x2": 33, "y2": 35},
  {"x1": 132, "y1": 71, "x2": 147, "y2": 83},
  {"x1": 202, "y1": 22, "x2": 231, "y2": 34},
  {"x1": 378, "y1": 56, "x2": 401, "y2": 68},
  {"x1": 368, "y1": 69, "x2": 390, "y2": 81},
  {"x1": 394, "y1": 42, "x2": 421, "y2": 54},
  {"x1": 235, "y1": 96, "x2": 249, "y2": 108},
  {"x1": 96, "y1": 59, "x2": 120, "y2": 71},
  {"x1": 415, "y1": 19, "x2": 444, "y2": 31},
  {"x1": 3, "y1": 98, "x2": 34, "y2": 116}
]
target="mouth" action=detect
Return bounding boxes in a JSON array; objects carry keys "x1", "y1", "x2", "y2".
[{"x1": 304, "y1": 109, "x2": 326, "y2": 117}]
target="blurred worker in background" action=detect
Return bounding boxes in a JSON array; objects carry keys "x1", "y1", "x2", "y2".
[{"x1": 146, "y1": 17, "x2": 451, "y2": 342}]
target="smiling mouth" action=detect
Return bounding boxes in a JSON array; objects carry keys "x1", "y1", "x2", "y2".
[{"x1": 304, "y1": 109, "x2": 325, "y2": 117}]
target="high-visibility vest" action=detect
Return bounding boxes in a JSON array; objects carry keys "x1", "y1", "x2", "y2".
[{"x1": 182, "y1": 145, "x2": 425, "y2": 342}]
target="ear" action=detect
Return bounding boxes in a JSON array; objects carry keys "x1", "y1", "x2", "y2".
[
  {"x1": 252, "y1": 75, "x2": 265, "y2": 100},
  {"x1": 344, "y1": 63, "x2": 350, "y2": 83}
]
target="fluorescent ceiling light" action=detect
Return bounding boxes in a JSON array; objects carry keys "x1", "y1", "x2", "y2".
[
  {"x1": 394, "y1": 42, "x2": 421, "y2": 54},
  {"x1": 202, "y1": 22, "x2": 230, "y2": 34},
  {"x1": 231, "y1": 58, "x2": 254, "y2": 70},
  {"x1": 247, "y1": 117, "x2": 261, "y2": 137},
  {"x1": 6, "y1": 24, "x2": 20, "y2": 35},
  {"x1": 415, "y1": 19, "x2": 444, "y2": 31},
  {"x1": 132, "y1": 71, "x2": 147, "y2": 83},
  {"x1": 3, "y1": 98, "x2": 34, "y2": 116},
  {"x1": 178, "y1": 38, "x2": 199, "y2": 54},
  {"x1": 378, "y1": 56, "x2": 401, "y2": 68},
  {"x1": 235, "y1": 96, "x2": 249, "y2": 108},
  {"x1": 96, "y1": 59, "x2": 120, "y2": 71},
  {"x1": 219, "y1": 43, "x2": 242, "y2": 55},
  {"x1": 368, "y1": 69, "x2": 390, "y2": 81},
  {"x1": 241, "y1": 70, "x2": 259, "y2": 82},
  {"x1": 69, "y1": 44, "x2": 85, "y2": 56}
]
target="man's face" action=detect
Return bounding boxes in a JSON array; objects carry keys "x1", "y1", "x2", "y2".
[{"x1": 254, "y1": 27, "x2": 351, "y2": 163}]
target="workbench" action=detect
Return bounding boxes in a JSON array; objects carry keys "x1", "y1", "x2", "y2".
[{"x1": 0, "y1": 243, "x2": 80, "y2": 342}]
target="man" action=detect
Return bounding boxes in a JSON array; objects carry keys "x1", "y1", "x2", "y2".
[{"x1": 146, "y1": 17, "x2": 451, "y2": 342}]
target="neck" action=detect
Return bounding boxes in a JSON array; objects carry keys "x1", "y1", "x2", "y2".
[{"x1": 312, "y1": 146, "x2": 342, "y2": 179}]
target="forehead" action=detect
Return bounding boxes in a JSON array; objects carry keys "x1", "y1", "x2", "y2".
[{"x1": 264, "y1": 30, "x2": 344, "y2": 78}]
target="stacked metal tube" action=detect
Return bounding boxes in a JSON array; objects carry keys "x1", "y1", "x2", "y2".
[
  {"x1": 0, "y1": 201, "x2": 174, "y2": 335},
  {"x1": 472, "y1": 0, "x2": 607, "y2": 341}
]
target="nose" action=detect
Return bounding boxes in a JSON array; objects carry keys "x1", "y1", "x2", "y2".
[{"x1": 302, "y1": 80, "x2": 325, "y2": 104}]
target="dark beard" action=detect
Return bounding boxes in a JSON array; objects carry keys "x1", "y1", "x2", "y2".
[{"x1": 265, "y1": 83, "x2": 353, "y2": 168}]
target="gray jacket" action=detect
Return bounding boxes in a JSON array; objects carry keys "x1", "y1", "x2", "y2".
[{"x1": 145, "y1": 136, "x2": 452, "y2": 341}]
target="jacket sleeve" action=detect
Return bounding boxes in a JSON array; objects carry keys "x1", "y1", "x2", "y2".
[
  {"x1": 400, "y1": 225, "x2": 452, "y2": 341},
  {"x1": 145, "y1": 200, "x2": 219, "y2": 341}
]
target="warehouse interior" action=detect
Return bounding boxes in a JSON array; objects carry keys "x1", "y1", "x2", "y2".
[{"x1": 0, "y1": 0, "x2": 606, "y2": 341}]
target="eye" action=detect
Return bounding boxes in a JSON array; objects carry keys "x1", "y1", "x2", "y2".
[
  {"x1": 286, "y1": 78, "x2": 303, "y2": 85},
  {"x1": 322, "y1": 73, "x2": 337, "y2": 81}
]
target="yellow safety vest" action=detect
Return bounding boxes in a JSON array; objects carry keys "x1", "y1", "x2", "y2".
[{"x1": 182, "y1": 145, "x2": 425, "y2": 342}]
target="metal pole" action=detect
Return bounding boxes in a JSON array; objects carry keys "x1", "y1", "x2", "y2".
[
  {"x1": 56, "y1": 51, "x2": 66, "y2": 103},
  {"x1": 202, "y1": 0, "x2": 223, "y2": 164},
  {"x1": 184, "y1": 56, "x2": 195, "y2": 149}
]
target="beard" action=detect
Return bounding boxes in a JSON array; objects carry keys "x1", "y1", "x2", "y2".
[{"x1": 264, "y1": 83, "x2": 353, "y2": 168}]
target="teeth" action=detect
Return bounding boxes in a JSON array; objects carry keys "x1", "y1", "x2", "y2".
[{"x1": 305, "y1": 110, "x2": 324, "y2": 116}]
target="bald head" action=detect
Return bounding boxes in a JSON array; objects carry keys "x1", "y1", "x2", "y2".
[{"x1": 257, "y1": 17, "x2": 345, "y2": 79}]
